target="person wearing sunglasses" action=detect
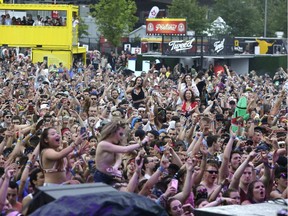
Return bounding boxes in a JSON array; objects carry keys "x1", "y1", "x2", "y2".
[
  {"x1": 1, "y1": 111, "x2": 12, "y2": 129},
  {"x1": 270, "y1": 166, "x2": 288, "y2": 199},
  {"x1": 200, "y1": 161, "x2": 220, "y2": 196}
]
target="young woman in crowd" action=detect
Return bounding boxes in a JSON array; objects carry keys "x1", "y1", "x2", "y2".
[{"x1": 39, "y1": 127, "x2": 86, "y2": 185}]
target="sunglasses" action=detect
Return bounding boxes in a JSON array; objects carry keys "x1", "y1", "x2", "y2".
[
  {"x1": 91, "y1": 98, "x2": 97, "y2": 100},
  {"x1": 206, "y1": 170, "x2": 218, "y2": 174},
  {"x1": 5, "y1": 116, "x2": 12, "y2": 119}
]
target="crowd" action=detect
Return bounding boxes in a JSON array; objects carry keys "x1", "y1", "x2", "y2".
[
  {"x1": 0, "y1": 14, "x2": 66, "y2": 26},
  {"x1": 0, "y1": 46, "x2": 287, "y2": 216}
]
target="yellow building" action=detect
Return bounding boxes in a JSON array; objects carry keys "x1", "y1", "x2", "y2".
[{"x1": 0, "y1": 0, "x2": 86, "y2": 67}]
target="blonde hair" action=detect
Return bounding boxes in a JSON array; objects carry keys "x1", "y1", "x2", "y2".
[{"x1": 99, "y1": 120, "x2": 126, "y2": 142}]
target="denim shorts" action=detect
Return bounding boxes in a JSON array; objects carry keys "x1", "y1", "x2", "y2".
[{"x1": 93, "y1": 169, "x2": 116, "y2": 185}]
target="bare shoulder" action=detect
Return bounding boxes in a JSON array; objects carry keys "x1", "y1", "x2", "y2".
[
  {"x1": 241, "y1": 200, "x2": 251, "y2": 205},
  {"x1": 98, "y1": 140, "x2": 112, "y2": 147},
  {"x1": 42, "y1": 148, "x2": 56, "y2": 155},
  {"x1": 97, "y1": 140, "x2": 115, "y2": 150}
]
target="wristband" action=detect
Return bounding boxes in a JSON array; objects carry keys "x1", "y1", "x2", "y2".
[
  {"x1": 74, "y1": 150, "x2": 79, "y2": 157},
  {"x1": 158, "y1": 166, "x2": 165, "y2": 173},
  {"x1": 230, "y1": 135, "x2": 236, "y2": 140},
  {"x1": 26, "y1": 161, "x2": 32, "y2": 165},
  {"x1": 29, "y1": 133, "x2": 34, "y2": 137}
]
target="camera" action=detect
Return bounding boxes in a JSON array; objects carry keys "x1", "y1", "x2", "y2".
[{"x1": 89, "y1": 148, "x2": 96, "y2": 156}]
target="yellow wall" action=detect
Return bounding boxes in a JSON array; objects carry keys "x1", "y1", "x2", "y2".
[
  {"x1": 32, "y1": 49, "x2": 71, "y2": 67},
  {"x1": 0, "y1": 25, "x2": 72, "y2": 48},
  {"x1": 0, "y1": 4, "x2": 77, "y2": 49},
  {"x1": 32, "y1": 47, "x2": 86, "y2": 68}
]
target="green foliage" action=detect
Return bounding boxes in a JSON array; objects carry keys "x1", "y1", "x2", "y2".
[
  {"x1": 78, "y1": 17, "x2": 89, "y2": 39},
  {"x1": 211, "y1": 0, "x2": 287, "y2": 37},
  {"x1": 257, "y1": 0, "x2": 287, "y2": 37},
  {"x1": 90, "y1": 0, "x2": 138, "y2": 48},
  {"x1": 211, "y1": 0, "x2": 262, "y2": 37},
  {"x1": 168, "y1": 0, "x2": 208, "y2": 35}
]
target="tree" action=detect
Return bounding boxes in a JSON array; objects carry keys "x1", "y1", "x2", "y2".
[
  {"x1": 168, "y1": 0, "x2": 208, "y2": 35},
  {"x1": 90, "y1": 0, "x2": 138, "y2": 50},
  {"x1": 255, "y1": 0, "x2": 287, "y2": 37},
  {"x1": 78, "y1": 17, "x2": 89, "y2": 39},
  {"x1": 210, "y1": 0, "x2": 263, "y2": 37}
]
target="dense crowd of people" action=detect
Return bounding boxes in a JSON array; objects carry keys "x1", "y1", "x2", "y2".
[
  {"x1": 0, "y1": 47, "x2": 287, "y2": 216},
  {"x1": 0, "y1": 13, "x2": 66, "y2": 26}
]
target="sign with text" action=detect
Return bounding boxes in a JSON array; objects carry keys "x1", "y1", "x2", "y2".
[
  {"x1": 146, "y1": 18, "x2": 186, "y2": 35},
  {"x1": 169, "y1": 38, "x2": 195, "y2": 51}
]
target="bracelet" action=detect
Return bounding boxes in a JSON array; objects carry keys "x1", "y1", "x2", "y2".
[
  {"x1": 158, "y1": 166, "x2": 165, "y2": 173},
  {"x1": 26, "y1": 161, "x2": 32, "y2": 165},
  {"x1": 74, "y1": 150, "x2": 79, "y2": 157}
]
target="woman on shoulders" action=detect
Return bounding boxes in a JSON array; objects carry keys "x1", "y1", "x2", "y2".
[
  {"x1": 126, "y1": 75, "x2": 148, "y2": 109},
  {"x1": 39, "y1": 127, "x2": 86, "y2": 185}
]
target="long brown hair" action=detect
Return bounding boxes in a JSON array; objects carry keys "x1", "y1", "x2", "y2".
[
  {"x1": 99, "y1": 121, "x2": 126, "y2": 142},
  {"x1": 39, "y1": 127, "x2": 64, "y2": 171}
]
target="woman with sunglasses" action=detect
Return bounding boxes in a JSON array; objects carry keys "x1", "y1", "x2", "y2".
[
  {"x1": 94, "y1": 121, "x2": 149, "y2": 185},
  {"x1": 200, "y1": 161, "x2": 220, "y2": 196},
  {"x1": 270, "y1": 166, "x2": 288, "y2": 199}
]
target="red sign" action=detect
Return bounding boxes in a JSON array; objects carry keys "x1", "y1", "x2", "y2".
[{"x1": 146, "y1": 18, "x2": 186, "y2": 35}]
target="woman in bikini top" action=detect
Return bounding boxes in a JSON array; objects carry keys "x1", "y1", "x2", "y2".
[{"x1": 39, "y1": 127, "x2": 85, "y2": 185}]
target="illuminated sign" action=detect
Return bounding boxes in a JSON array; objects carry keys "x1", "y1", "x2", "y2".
[
  {"x1": 146, "y1": 18, "x2": 186, "y2": 35},
  {"x1": 169, "y1": 38, "x2": 195, "y2": 51}
]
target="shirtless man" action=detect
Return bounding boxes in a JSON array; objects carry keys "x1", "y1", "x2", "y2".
[{"x1": 94, "y1": 121, "x2": 148, "y2": 185}]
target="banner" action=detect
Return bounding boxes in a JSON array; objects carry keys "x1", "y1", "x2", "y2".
[
  {"x1": 146, "y1": 18, "x2": 186, "y2": 35},
  {"x1": 148, "y1": 6, "x2": 159, "y2": 18}
]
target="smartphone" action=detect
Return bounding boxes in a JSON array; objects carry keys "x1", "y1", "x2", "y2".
[
  {"x1": 136, "y1": 156, "x2": 142, "y2": 166},
  {"x1": 88, "y1": 160, "x2": 95, "y2": 171},
  {"x1": 80, "y1": 127, "x2": 86, "y2": 136},
  {"x1": 171, "y1": 179, "x2": 178, "y2": 190},
  {"x1": 182, "y1": 205, "x2": 192, "y2": 213}
]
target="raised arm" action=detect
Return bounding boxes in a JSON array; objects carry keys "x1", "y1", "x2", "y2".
[
  {"x1": 139, "y1": 156, "x2": 170, "y2": 196},
  {"x1": 173, "y1": 158, "x2": 195, "y2": 203},
  {"x1": 218, "y1": 135, "x2": 236, "y2": 183},
  {"x1": 229, "y1": 151, "x2": 257, "y2": 190}
]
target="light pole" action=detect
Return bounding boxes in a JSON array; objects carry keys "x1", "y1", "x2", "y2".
[{"x1": 264, "y1": 0, "x2": 267, "y2": 37}]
